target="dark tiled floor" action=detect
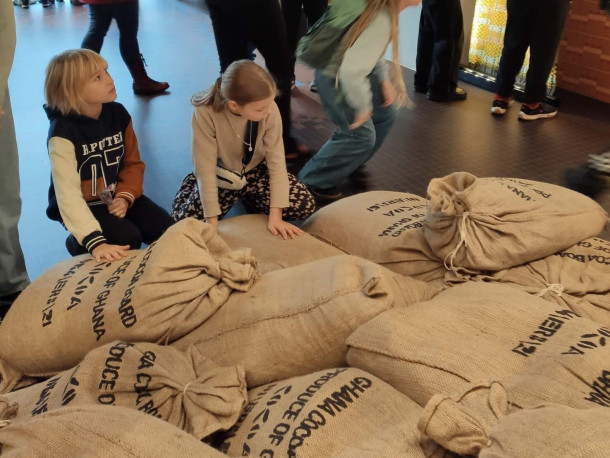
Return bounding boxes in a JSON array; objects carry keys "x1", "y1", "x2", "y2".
[{"x1": 10, "y1": 0, "x2": 610, "y2": 279}]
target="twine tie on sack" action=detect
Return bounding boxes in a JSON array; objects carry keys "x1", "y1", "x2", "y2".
[
  {"x1": 535, "y1": 283, "x2": 564, "y2": 297},
  {"x1": 183, "y1": 381, "x2": 194, "y2": 395},
  {"x1": 444, "y1": 211, "x2": 470, "y2": 271}
]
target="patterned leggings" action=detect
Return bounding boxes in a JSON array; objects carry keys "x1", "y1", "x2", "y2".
[{"x1": 172, "y1": 163, "x2": 316, "y2": 222}]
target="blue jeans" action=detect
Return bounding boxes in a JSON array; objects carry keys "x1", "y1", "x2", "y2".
[{"x1": 298, "y1": 70, "x2": 397, "y2": 189}]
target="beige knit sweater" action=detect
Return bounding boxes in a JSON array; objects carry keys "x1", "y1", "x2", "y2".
[{"x1": 191, "y1": 101, "x2": 290, "y2": 218}]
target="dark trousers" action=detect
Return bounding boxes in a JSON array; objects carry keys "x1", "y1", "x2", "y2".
[
  {"x1": 495, "y1": 0, "x2": 571, "y2": 103},
  {"x1": 81, "y1": 2, "x2": 140, "y2": 66},
  {"x1": 205, "y1": 0, "x2": 296, "y2": 151},
  {"x1": 88, "y1": 195, "x2": 174, "y2": 250},
  {"x1": 281, "y1": 0, "x2": 328, "y2": 80},
  {"x1": 414, "y1": 0, "x2": 464, "y2": 95}
]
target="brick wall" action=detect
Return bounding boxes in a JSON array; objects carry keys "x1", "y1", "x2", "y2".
[{"x1": 558, "y1": 0, "x2": 610, "y2": 103}]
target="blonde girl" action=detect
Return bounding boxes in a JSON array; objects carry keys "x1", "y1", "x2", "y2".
[
  {"x1": 172, "y1": 60, "x2": 315, "y2": 239},
  {"x1": 298, "y1": 0, "x2": 421, "y2": 201},
  {"x1": 44, "y1": 49, "x2": 174, "y2": 262}
]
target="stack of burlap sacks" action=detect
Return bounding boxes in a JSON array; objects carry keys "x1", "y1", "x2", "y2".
[{"x1": 0, "y1": 172, "x2": 609, "y2": 457}]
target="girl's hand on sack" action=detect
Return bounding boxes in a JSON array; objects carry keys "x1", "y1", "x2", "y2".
[
  {"x1": 205, "y1": 216, "x2": 218, "y2": 232},
  {"x1": 92, "y1": 243, "x2": 130, "y2": 262},
  {"x1": 268, "y1": 208, "x2": 302, "y2": 240},
  {"x1": 381, "y1": 80, "x2": 397, "y2": 107},
  {"x1": 349, "y1": 111, "x2": 372, "y2": 130},
  {"x1": 108, "y1": 197, "x2": 129, "y2": 218}
]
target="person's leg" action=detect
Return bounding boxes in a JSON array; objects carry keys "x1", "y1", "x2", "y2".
[
  {"x1": 426, "y1": 0, "x2": 464, "y2": 96},
  {"x1": 414, "y1": 2, "x2": 434, "y2": 91},
  {"x1": 125, "y1": 195, "x2": 174, "y2": 245},
  {"x1": 363, "y1": 73, "x2": 398, "y2": 164},
  {"x1": 494, "y1": 0, "x2": 534, "y2": 99},
  {"x1": 302, "y1": 0, "x2": 327, "y2": 27},
  {"x1": 522, "y1": 0, "x2": 571, "y2": 104},
  {"x1": 80, "y1": 4, "x2": 114, "y2": 52},
  {"x1": 111, "y1": 1, "x2": 140, "y2": 66},
  {"x1": 298, "y1": 72, "x2": 377, "y2": 191},
  {"x1": 447, "y1": 0, "x2": 464, "y2": 92},
  {"x1": 171, "y1": 173, "x2": 240, "y2": 221},
  {"x1": 246, "y1": 0, "x2": 299, "y2": 155},
  {"x1": 206, "y1": 1, "x2": 250, "y2": 72},
  {"x1": 281, "y1": 0, "x2": 304, "y2": 82},
  {"x1": 0, "y1": 89, "x2": 29, "y2": 298},
  {"x1": 241, "y1": 164, "x2": 317, "y2": 219},
  {"x1": 89, "y1": 204, "x2": 143, "y2": 250}
]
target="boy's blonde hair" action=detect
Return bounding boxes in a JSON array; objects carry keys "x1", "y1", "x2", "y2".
[
  {"x1": 346, "y1": 0, "x2": 408, "y2": 107},
  {"x1": 44, "y1": 49, "x2": 108, "y2": 116},
  {"x1": 191, "y1": 60, "x2": 277, "y2": 112}
]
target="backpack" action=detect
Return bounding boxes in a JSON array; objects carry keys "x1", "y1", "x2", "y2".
[{"x1": 296, "y1": 0, "x2": 368, "y2": 70}]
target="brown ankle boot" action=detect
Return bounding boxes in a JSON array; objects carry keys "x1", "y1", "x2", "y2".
[{"x1": 127, "y1": 54, "x2": 170, "y2": 96}]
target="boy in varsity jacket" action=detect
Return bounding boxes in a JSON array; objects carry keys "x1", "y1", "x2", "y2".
[{"x1": 44, "y1": 49, "x2": 173, "y2": 261}]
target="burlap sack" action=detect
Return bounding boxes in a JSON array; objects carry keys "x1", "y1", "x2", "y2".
[
  {"x1": 0, "y1": 218, "x2": 258, "y2": 389},
  {"x1": 218, "y1": 214, "x2": 344, "y2": 273},
  {"x1": 446, "y1": 236, "x2": 610, "y2": 328},
  {"x1": 480, "y1": 404, "x2": 610, "y2": 458},
  {"x1": 0, "y1": 404, "x2": 225, "y2": 457},
  {"x1": 0, "y1": 341, "x2": 247, "y2": 439},
  {"x1": 172, "y1": 255, "x2": 438, "y2": 388},
  {"x1": 301, "y1": 191, "x2": 447, "y2": 282},
  {"x1": 346, "y1": 281, "x2": 598, "y2": 406},
  {"x1": 425, "y1": 172, "x2": 609, "y2": 272},
  {"x1": 212, "y1": 368, "x2": 427, "y2": 457},
  {"x1": 418, "y1": 314, "x2": 610, "y2": 456}
]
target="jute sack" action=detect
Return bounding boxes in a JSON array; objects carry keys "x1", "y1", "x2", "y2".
[
  {"x1": 218, "y1": 214, "x2": 344, "y2": 273},
  {"x1": 212, "y1": 367, "x2": 427, "y2": 458},
  {"x1": 0, "y1": 341, "x2": 247, "y2": 439},
  {"x1": 172, "y1": 255, "x2": 438, "y2": 388},
  {"x1": 301, "y1": 191, "x2": 447, "y2": 282},
  {"x1": 0, "y1": 404, "x2": 225, "y2": 457},
  {"x1": 346, "y1": 281, "x2": 595, "y2": 406},
  {"x1": 480, "y1": 404, "x2": 610, "y2": 458},
  {"x1": 419, "y1": 316, "x2": 610, "y2": 456},
  {"x1": 0, "y1": 218, "x2": 258, "y2": 389},
  {"x1": 425, "y1": 172, "x2": 609, "y2": 272},
  {"x1": 446, "y1": 236, "x2": 610, "y2": 328}
]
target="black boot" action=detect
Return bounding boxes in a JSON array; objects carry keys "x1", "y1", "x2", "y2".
[{"x1": 127, "y1": 54, "x2": 170, "y2": 96}]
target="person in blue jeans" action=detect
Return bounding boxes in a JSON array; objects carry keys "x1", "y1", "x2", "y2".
[{"x1": 298, "y1": 0, "x2": 419, "y2": 201}]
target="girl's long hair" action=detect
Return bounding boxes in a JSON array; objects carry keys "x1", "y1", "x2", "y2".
[
  {"x1": 191, "y1": 60, "x2": 277, "y2": 111},
  {"x1": 344, "y1": 0, "x2": 408, "y2": 107}
]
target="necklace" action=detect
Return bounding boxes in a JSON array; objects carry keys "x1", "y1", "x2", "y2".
[{"x1": 226, "y1": 110, "x2": 253, "y2": 152}]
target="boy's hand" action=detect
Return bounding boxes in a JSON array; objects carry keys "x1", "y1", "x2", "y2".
[
  {"x1": 92, "y1": 243, "x2": 130, "y2": 262},
  {"x1": 108, "y1": 197, "x2": 129, "y2": 218}
]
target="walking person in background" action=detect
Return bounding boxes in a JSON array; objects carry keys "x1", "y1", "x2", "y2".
[
  {"x1": 413, "y1": 0, "x2": 467, "y2": 102},
  {"x1": 205, "y1": 0, "x2": 312, "y2": 161},
  {"x1": 282, "y1": 0, "x2": 328, "y2": 92},
  {"x1": 490, "y1": 0, "x2": 571, "y2": 120},
  {"x1": 80, "y1": 0, "x2": 169, "y2": 96},
  {"x1": 0, "y1": 0, "x2": 30, "y2": 318},
  {"x1": 298, "y1": 0, "x2": 420, "y2": 202},
  {"x1": 44, "y1": 49, "x2": 174, "y2": 261},
  {"x1": 172, "y1": 60, "x2": 315, "y2": 239}
]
